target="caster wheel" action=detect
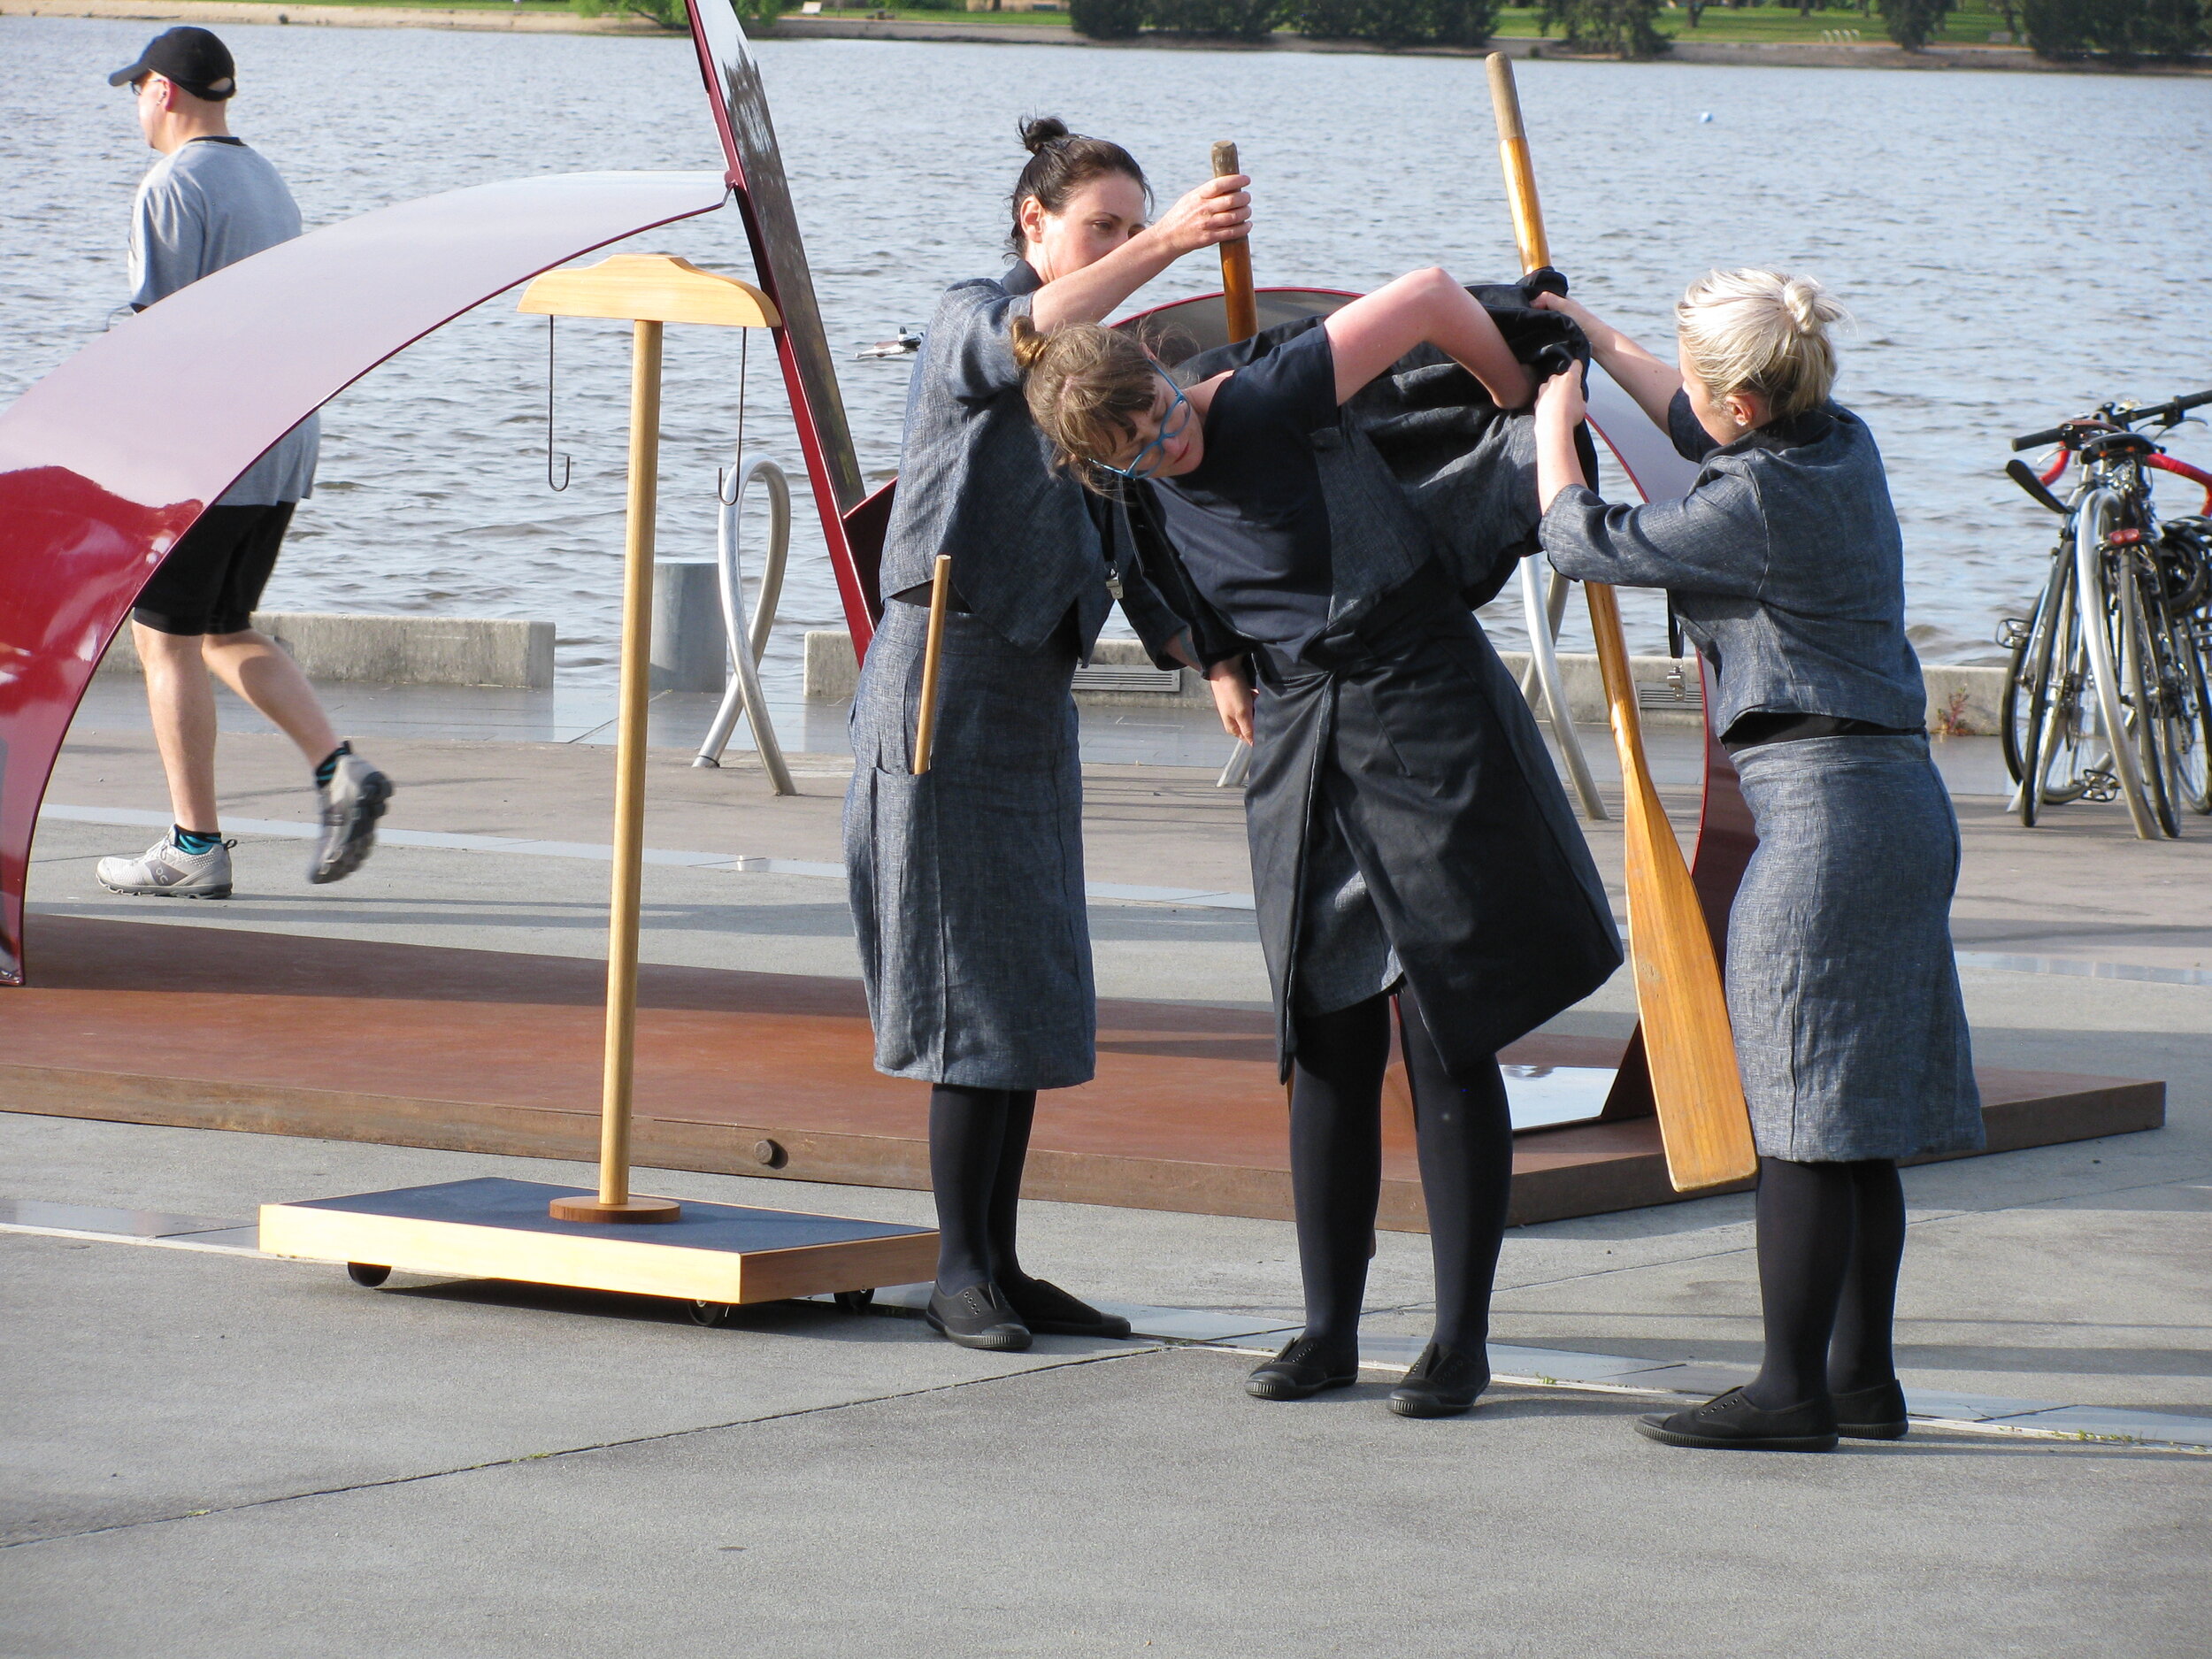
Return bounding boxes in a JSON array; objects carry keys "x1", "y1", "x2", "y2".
[
  {"x1": 347, "y1": 1263, "x2": 391, "y2": 1287},
  {"x1": 687, "y1": 1300, "x2": 733, "y2": 1328},
  {"x1": 833, "y1": 1288, "x2": 876, "y2": 1314}
]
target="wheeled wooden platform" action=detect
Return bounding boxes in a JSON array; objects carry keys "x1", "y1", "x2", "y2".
[
  {"x1": 3, "y1": 915, "x2": 2166, "y2": 1232},
  {"x1": 259, "y1": 1176, "x2": 936, "y2": 1308}
]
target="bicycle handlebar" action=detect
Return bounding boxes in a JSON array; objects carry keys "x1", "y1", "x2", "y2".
[{"x1": 2010, "y1": 388, "x2": 2212, "y2": 451}]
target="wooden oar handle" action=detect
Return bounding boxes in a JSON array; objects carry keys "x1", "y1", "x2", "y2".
[
  {"x1": 1211, "y1": 141, "x2": 1258, "y2": 345},
  {"x1": 912, "y1": 554, "x2": 952, "y2": 775},
  {"x1": 1485, "y1": 56, "x2": 1552, "y2": 273}
]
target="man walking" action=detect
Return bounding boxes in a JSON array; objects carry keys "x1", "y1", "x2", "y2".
[{"x1": 96, "y1": 27, "x2": 390, "y2": 900}]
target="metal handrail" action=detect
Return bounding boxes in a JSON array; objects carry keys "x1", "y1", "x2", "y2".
[{"x1": 693, "y1": 451, "x2": 795, "y2": 795}]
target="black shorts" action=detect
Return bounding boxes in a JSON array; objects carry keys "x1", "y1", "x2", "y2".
[{"x1": 132, "y1": 502, "x2": 296, "y2": 636}]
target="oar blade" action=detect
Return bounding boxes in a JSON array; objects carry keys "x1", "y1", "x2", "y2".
[{"x1": 1620, "y1": 780, "x2": 1758, "y2": 1191}]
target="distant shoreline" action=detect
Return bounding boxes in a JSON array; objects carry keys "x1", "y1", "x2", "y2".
[{"x1": 8, "y1": 0, "x2": 2207, "y2": 74}]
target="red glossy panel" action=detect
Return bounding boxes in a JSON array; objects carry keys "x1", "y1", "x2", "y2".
[{"x1": 0, "y1": 170, "x2": 728, "y2": 983}]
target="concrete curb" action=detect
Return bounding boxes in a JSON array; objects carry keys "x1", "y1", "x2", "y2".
[
  {"x1": 96, "y1": 611, "x2": 556, "y2": 689},
  {"x1": 803, "y1": 627, "x2": 2008, "y2": 734}
]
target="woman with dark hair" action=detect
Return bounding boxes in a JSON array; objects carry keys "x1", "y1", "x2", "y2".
[
  {"x1": 845, "y1": 118, "x2": 1249, "y2": 1353},
  {"x1": 1008, "y1": 267, "x2": 1624, "y2": 1415}
]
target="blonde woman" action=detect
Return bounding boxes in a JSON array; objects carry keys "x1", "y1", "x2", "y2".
[
  {"x1": 1533, "y1": 270, "x2": 1981, "y2": 1453},
  {"x1": 1008, "y1": 269, "x2": 1623, "y2": 1415}
]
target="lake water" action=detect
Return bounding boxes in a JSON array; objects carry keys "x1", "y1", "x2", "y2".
[{"x1": 6, "y1": 16, "x2": 2210, "y2": 695}]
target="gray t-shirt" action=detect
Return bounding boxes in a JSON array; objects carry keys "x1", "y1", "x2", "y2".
[{"x1": 129, "y1": 135, "x2": 318, "y2": 505}]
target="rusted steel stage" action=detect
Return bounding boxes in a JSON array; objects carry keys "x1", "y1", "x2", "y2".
[{"x1": 0, "y1": 915, "x2": 2162, "y2": 1230}]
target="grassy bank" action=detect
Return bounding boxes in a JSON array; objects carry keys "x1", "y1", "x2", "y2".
[
  {"x1": 29, "y1": 0, "x2": 2024, "y2": 42},
  {"x1": 796, "y1": 0, "x2": 2024, "y2": 43}
]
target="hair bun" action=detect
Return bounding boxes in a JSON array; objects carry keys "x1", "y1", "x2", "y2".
[
  {"x1": 1778, "y1": 274, "x2": 1846, "y2": 338},
  {"x1": 1007, "y1": 313, "x2": 1049, "y2": 370},
  {"x1": 1018, "y1": 115, "x2": 1071, "y2": 155}
]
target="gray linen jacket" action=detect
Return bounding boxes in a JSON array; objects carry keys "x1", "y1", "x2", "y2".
[
  {"x1": 878, "y1": 262, "x2": 1181, "y2": 657},
  {"x1": 1539, "y1": 394, "x2": 1926, "y2": 734}
]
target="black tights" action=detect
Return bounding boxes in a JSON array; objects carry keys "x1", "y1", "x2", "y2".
[
  {"x1": 929, "y1": 1085, "x2": 1038, "y2": 1294},
  {"x1": 1288, "y1": 990, "x2": 1513, "y2": 1357},
  {"x1": 1744, "y1": 1156, "x2": 1908, "y2": 1409}
]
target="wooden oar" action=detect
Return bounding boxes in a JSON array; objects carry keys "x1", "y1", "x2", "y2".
[
  {"x1": 1484, "y1": 54, "x2": 1756, "y2": 1194},
  {"x1": 1211, "y1": 141, "x2": 1258, "y2": 344},
  {"x1": 911, "y1": 552, "x2": 952, "y2": 775}
]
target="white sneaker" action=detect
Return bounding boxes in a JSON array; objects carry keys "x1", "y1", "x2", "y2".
[
  {"x1": 310, "y1": 746, "x2": 392, "y2": 885},
  {"x1": 96, "y1": 835, "x2": 234, "y2": 899}
]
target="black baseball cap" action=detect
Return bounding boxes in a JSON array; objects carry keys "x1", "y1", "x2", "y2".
[{"x1": 108, "y1": 27, "x2": 237, "y2": 101}]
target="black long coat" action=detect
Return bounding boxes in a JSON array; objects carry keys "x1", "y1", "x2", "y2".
[{"x1": 1125, "y1": 291, "x2": 1622, "y2": 1078}]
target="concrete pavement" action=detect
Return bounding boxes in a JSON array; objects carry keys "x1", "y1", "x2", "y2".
[{"x1": 5, "y1": 689, "x2": 2210, "y2": 1653}]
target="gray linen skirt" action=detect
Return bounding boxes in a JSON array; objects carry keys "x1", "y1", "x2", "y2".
[
  {"x1": 1727, "y1": 734, "x2": 1983, "y2": 1162},
  {"x1": 842, "y1": 600, "x2": 1093, "y2": 1089}
]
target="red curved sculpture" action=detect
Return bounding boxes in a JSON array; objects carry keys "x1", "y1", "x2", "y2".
[{"x1": 0, "y1": 170, "x2": 730, "y2": 983}]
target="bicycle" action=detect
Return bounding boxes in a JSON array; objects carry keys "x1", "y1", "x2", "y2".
[{"x1": 1997, "y1": 388, "x2": 2212, "y2": 839}]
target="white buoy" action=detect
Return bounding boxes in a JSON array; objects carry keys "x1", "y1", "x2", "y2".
[{"x1": 1698, "y1": 111, "x2": 1714, "y2": 123}]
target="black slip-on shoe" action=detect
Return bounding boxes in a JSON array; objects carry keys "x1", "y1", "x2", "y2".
[
  {"x1": 1002, "y1": 1277, "x2": 1132, "y2": 1340},
  {"x1": 1635, "y1": 1386, "x2": 1839, "y2": 1452},
  {"x1": 1245, "y1": 1333, "x2": 1359, "y2": 1401},
  {"x1": 1832, "y1": 1379, "x2": 1910, "y2": 1440},
  {"x1": 925, "y1": 1282, "x2": 1032, "y2": 1352},
  {"x1": 1386, "y1": 1341, "x2": 1490, "y2": 1418}
]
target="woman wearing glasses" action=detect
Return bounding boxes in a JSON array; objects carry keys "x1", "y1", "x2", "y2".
[
  {"x1": 1007, "y1": 267, "x2": 1623, "y2": 1415},
  {"x1": 846, "y1": 118, "x2": 1248, "y2": 1354}
]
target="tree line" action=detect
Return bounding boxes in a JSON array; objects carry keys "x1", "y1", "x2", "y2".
[
  {"x1": 562, "y1": 0, "x2": 2207, "y2": 59},
  {"x1": 1064, "y1": 0, "x2": 2208, "y2": 57}
]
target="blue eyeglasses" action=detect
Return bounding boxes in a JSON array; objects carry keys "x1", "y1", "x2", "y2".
[{"x1": 1095, "y1": 365, "x2": 1191, "y2": 482}]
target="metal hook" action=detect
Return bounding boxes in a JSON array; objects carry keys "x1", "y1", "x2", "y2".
[
  {"x1": 544, "y1": 314, "x2": 572, "y2": 493},
  {"x1": 715, "y1": 331, "x2": 750, "y2": 503}
]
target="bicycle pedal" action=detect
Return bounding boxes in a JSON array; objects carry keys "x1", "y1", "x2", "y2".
[
  {"x1": 2081, "y1": 770, "x2": 2120, "y2": 803},
  {"x1": 1996, "y1": 618, "x2": 2031, "y2": 649}
]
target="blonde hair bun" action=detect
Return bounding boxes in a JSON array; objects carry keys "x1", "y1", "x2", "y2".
[{"x1": 1677, "y1": 267, "x2": 1850, "y2": 422}]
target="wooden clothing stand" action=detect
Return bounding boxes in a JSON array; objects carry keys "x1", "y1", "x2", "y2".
[{"x1": 260, "y1": 256, "x2": 937, "y2": 1313}]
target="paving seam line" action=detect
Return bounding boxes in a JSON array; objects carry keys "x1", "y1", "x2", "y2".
[
  {"x1": 14, "y1": 1219, "x2": 2202, "y2": 1454},
  {"x1": 0, "y1": 1344, "x2": 1165, "y2": 1553},
  {"x1": 42, "y1": 805, "x2": 2212, "y2": 976}
]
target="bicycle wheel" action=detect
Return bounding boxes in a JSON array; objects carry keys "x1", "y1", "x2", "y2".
[
  {"x1": 2020, "y1": 572, "x2": 2090, "y2": 825},
  {"x1": 2001, "y1": 570, "x2": 2059, "y2": 788},
  {"x1": 2189, "y1": 620, "x2": 2212, "y2": 815},
  {"x1": 2150, "y1": 582, "x2": 2211, "y2": 818},
  {"x1": 2074, "y1": 490, "x2": 2169, "y2": 840}
]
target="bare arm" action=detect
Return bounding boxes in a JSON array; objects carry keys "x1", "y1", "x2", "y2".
[
  {"x1": 1028, "y1": 175, "x2": 1251, "y2": 333},
  {"x1": 1534, "y1": 366, "x2": 1588, "y2": 513},
  {"x1": 1320, "y1": 267, "x2": 1534, "y2": 410},
  {"x1": 1532, "y1": 292, "x2": 1680, "y2": 432}
]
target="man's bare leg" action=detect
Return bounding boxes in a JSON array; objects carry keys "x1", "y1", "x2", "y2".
[
  {"x1": 199, "y1": 626, "x2": 390, "y2": 884},
  {"x1": 134, "y1": 621, "x2": 225, "y2": 833},
  {"x1": 200, "y1": 627, "x2": 339, "y2": 765},
  {"x1": 95, "y1": 623, "x2": 239, "y2": 897}
]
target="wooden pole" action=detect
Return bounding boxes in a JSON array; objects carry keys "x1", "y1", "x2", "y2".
[
  {"x1": 1484, "y1": 53, "x2": 1756, "y2": 1194},
  {"x1": 1211, "y1": 141, "x2": 1257, "y2": 345},
  {"x1": 549, "y1": 318, "x2": 682, "y2": 1224},
  {"x1": 911, "y1": 553, "x2": 952, "y2": 775}
]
